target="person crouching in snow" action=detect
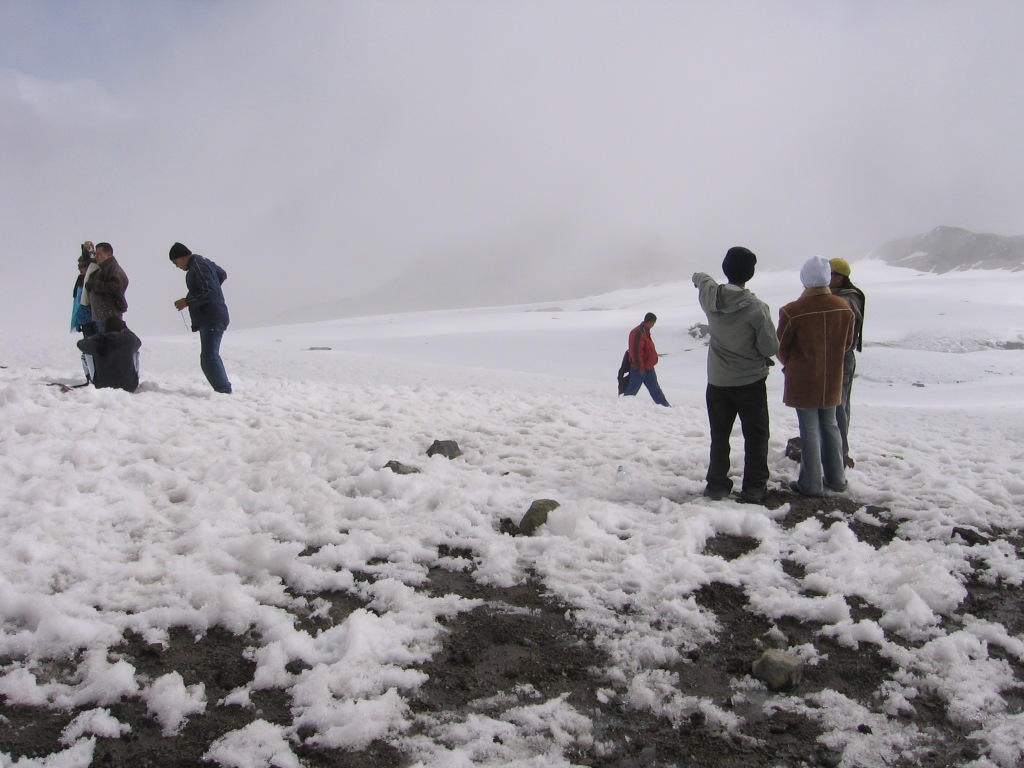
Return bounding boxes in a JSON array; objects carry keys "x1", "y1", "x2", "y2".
[{"x1": 77, "y1": 317, "x2": 141, "y2": 392}]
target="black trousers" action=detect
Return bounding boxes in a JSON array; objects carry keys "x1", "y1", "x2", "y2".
[{"x1": 705, "y1": 378, "x2": 770, "y2": 493}]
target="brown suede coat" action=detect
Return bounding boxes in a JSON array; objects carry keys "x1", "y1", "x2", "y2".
[{"x1": 777, "y1": 288, "x2": 855, "y2": 409}]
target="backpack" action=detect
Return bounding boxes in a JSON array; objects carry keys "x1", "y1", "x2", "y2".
[{"x1": 617, "y1": 350, "x2": 630, "y2": 395}]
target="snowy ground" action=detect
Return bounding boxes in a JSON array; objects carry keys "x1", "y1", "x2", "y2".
[{"x1": 2, "y1": 261, "x2": 1024, "y2": 767}]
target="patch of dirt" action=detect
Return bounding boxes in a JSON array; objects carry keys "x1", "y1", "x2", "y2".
[
  {"x1": 416, "y1": 565, "x2": 604, "y2": 714},
  {"x1": 704, "y1": 535, "x2": 759, "y2": 561},
  {"x1": 0, "y1": 502, "x2": 1019, "y2": 766}
]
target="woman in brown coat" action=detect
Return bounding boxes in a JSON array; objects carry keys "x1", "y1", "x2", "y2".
[{"x1": 777, "y1": 256, "x2": 855, "y2": 496}]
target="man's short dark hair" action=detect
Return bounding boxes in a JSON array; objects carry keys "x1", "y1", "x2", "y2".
[
  {"x1": 95, "y1": 242, "x2": 113, "y2": 255},
  {"x1": 644, "y1": 312, "x2": 657, "y2": 323}
]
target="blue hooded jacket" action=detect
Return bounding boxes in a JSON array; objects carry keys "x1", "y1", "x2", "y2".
[{"x1": 183, "y1": 254, "x2": 230, "y2": 332}]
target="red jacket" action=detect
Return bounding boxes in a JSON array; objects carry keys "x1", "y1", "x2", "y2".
[{"x1": 628, "y1": 324, "x2": 659, "y2": 372}]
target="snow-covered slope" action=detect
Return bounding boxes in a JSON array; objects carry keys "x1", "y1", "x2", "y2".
[{"x1": 1, "y1": 261, "x2": 1023, "y2": 766}]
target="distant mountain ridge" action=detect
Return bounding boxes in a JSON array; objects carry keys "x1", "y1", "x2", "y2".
[{"x1": 871, "y1": 226, "x2": 1024, "y2": 273}]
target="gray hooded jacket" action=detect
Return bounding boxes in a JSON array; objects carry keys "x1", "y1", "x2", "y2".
[{"x1": 693, "y1": 272, "x2": 779, "y2": 387}]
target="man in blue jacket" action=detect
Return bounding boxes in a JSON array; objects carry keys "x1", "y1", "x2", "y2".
[{"x1": 170, "y1": 242, "x2": 232, "y2": 394}]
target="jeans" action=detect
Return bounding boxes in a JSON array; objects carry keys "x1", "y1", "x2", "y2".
[
  {"x1": 625, "y1": 368, "x2": 670, "y2": 406},
  {"x1": 198, "y1": 323, "x2": 232, "y2": 393},
  {"x1": 835, "y1": 350, "x2": 856, "y2": 459},
  {"x1": 795, "y1": 407, "x2": 846, "y2": 496},
  {"x1": 705, "y1": 378, "x2": 770, "y2": 494}
]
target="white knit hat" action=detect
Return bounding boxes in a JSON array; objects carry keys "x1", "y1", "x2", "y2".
[{"x1": 800, "y1": 255, "x2": 832, "y2": 288}]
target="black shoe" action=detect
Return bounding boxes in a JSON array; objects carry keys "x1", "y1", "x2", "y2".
[
  {"x1": 738, "y1": 486, "x2": 767, "y2": 504},
  {"x1": 702, "y1": 485, "x2": 731, "y2": 501}
]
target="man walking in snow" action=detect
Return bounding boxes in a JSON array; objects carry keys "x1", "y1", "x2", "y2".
[
  {"x1": 693, "y1": 246, "x2": 779, "y2": 502},
  {"x1": 624, "y1": 313, "x2": 670, "y2": 406},
  {"x1": 170, "y1": 242, "x2": 232, "y2": 394},
  {"x1": 777, "y1": 255, "x2": 855, "y2": 497}
]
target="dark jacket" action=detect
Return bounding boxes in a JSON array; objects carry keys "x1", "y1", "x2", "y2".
[
  {"x1": 617, "y1": 351, "x2": 631, "y2": 395},
  {"x1": 77, "y1": 328, "x2": 142, "y2": 392},
  {"x1": 777, "y1": 288, "x2": 855, "y2": 409},
  {"x1": 833, "y1": 283, "x2": 865, "y2": 353},
  {"x1": 183, "y1": 254, "x2": 230, "y2": 332},
  {"x1": 84, "y1": 257, "x2": 129, "y2": 322}
]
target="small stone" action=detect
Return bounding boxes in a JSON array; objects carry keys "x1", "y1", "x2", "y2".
[
  {"x1": 519, "y1": 499, "x2": 560, "y2": 536},
  {"x1": 384, "y1": 460, "x2": 420, "y2": 475},
  {"x1": 285, "y1": 659, "x2": 312, "y2": 675},
  {"x1": 951, "y1": 526, "x2": 988, "y2": 546},
  {"x1": 785, "y1": 436, "x2": 802, "y2": 462},
  {"x1": 751, "y1": 648, "x2": 803, "y2": 691},
  {"x1": 426, "y1": 440, "x2": 463, "y2": 459}
]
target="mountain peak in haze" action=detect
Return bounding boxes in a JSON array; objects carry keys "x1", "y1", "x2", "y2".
[{"x1": 871, "y1": 226, "x2": 1024, "y2": 273}]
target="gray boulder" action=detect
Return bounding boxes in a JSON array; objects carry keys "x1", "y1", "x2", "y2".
[
  {"x1": 426, "y1": 440, "x2": 463, "y2": 459},
  {"x1": 518, "y1": 499, "x2": 560, "y2": 536},
  {"x1": 752, "y1": 649, "x2": 803, "y2": 691},
  {"x1": 384, "y1": 460, "x2": 420, "y2": 475}
]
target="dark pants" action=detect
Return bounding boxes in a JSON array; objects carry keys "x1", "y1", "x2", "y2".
[
  {"x1": 705, "y1": 378, "x2": 770, "y2": 494},
  {"x1": 836, "y1": 350, "x2": 856, "y2": 459},
  {"x1": 199, "y1": 322, "x2": 232, "y2": 394}
]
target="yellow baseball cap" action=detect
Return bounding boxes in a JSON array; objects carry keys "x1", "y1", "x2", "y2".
[{"x1": 829, "y1": 257, "x2": 851, "y2": 277}]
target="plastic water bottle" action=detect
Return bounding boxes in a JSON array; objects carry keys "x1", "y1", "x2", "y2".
[{"x1": 616, "y1": 465, "x2": 627, "y2": 481}]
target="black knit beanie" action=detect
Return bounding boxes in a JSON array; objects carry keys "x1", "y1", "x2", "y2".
[
  {"x1": 169, "y1": 242, "x2": 192, "y2": 261},
  {"x1": 722, "y1": 246, "x2": 756, "y2": 284}
]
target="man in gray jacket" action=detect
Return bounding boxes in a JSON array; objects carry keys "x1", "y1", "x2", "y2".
[{"x1": 693, "y1": 247, "x2": 779, "y2": 502}]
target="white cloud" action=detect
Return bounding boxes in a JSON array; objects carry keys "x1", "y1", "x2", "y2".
[{"x1": 12, "y1": 69, "x2": 128, "y2": 124}]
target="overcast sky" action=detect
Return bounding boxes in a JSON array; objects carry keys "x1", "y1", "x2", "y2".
[{"x1": 4, "y1": 0, "x2": 1023, "y2": 334}]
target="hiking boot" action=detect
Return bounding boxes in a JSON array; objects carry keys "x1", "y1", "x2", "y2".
[
  {"x1": 738, "y1": 486, "x2": 767, "y2": 504},
  {"x1": 702, "y1": 485, "x2": 731, "y2": 501}
]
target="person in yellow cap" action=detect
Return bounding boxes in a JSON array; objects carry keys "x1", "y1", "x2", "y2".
[{"x1": 829, "y1": 258, "x2": 865, "y2": 468}]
